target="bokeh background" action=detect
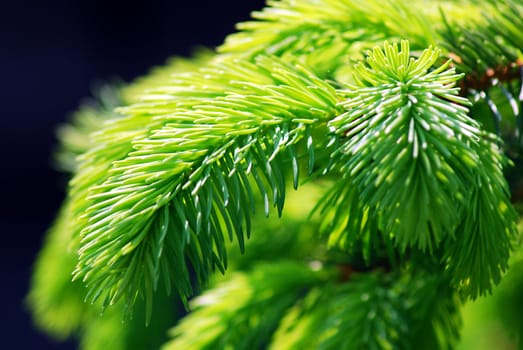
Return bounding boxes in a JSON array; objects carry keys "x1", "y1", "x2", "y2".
[{"x1": 1, "y1": 1, "x2": 264, "y2": 348}]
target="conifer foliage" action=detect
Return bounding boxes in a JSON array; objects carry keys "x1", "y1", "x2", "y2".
[{"x1": 28, "y1": 0, "x2": 523, "y2": 349}]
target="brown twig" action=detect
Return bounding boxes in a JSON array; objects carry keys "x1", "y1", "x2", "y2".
[{"x1": 453, "y1": 57, "x2": 523, "y2": 94}]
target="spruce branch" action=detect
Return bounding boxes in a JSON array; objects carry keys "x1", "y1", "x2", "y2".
[
  {"x1": 222, "y1": 0, "x2": 444, "y2": 56},
  {"x1": 328, "y1": 41, "x2": 477, "y2": 252},
  {"x1": 440, "y1": 0, "x2": 523, "y2": 79},
  {"x1": 443, "y1": 136, "x2": 517, "y2": 298},
  {"x1": 70, "y1": 55, "x2": 343, "y2": 316},
  {"x1": 162, "y1": 262, "x2": 330, "y2": 350},
  {"x1": 326, "y1": 41, "x2": 517, "y2": 298},
  {"x1": 269, "y1": 268, "x2": 460, "y2": 350},
  {"x1": 219, "y1": 0, "x2": 468, "y2": 82},
  {"x1": 439, "y1": 0, "x2": 523, "y2": 202}
]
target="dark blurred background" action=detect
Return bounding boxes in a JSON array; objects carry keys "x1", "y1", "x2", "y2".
[{"x1": 0, "y1": 0, "x2": 264, "y2": 348}]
